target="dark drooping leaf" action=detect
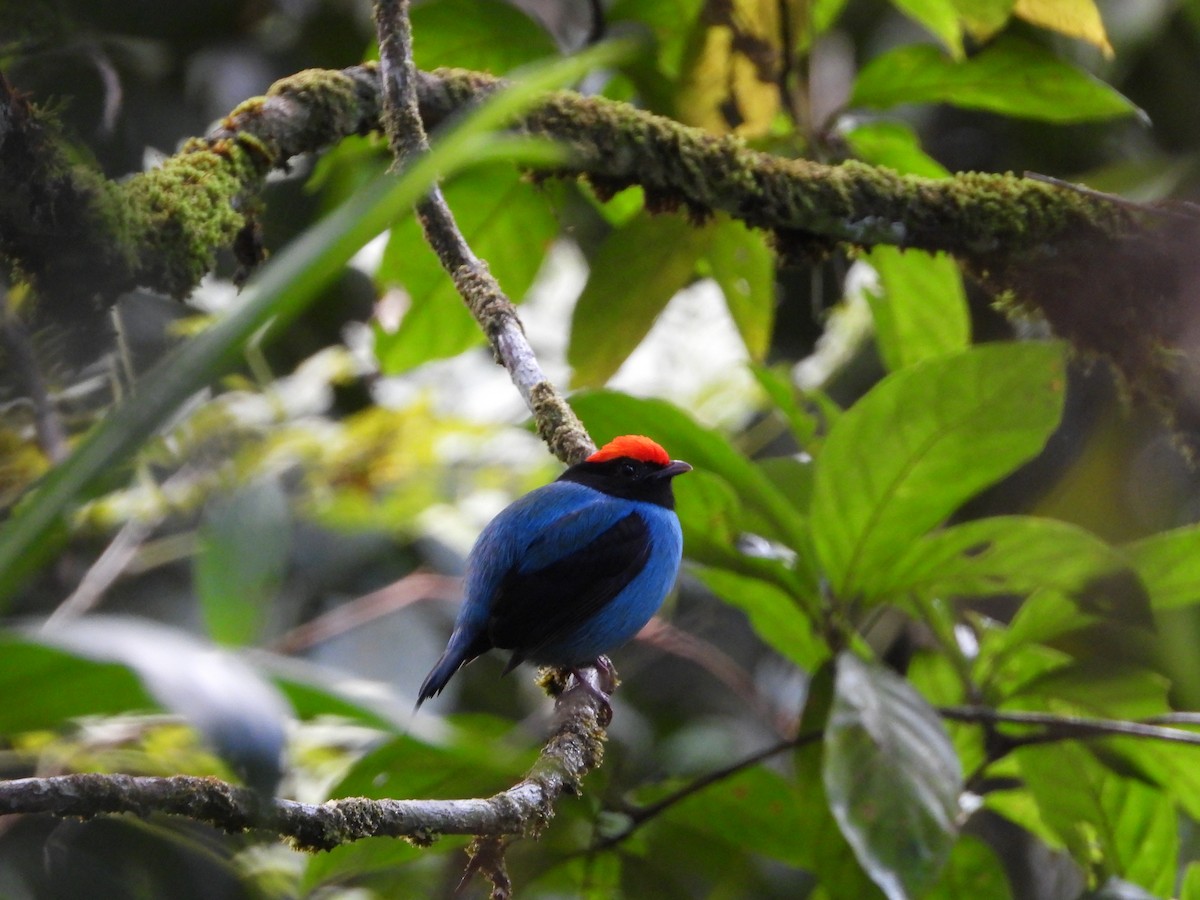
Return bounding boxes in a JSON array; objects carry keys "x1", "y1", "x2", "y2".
[{"x1": 824, "y1": 652, "x2": 962, "y2": 899}]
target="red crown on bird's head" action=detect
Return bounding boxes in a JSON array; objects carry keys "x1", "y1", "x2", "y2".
[{"x1": 586, "y1": 435, "x2": 671, "y2": 466}]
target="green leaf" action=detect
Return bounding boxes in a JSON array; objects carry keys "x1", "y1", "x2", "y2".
[
  {"x1": 194, "y1": 476, "x2": 291, "y2": 646},
  {"x1": 1017, "y1": 743, "x2": 1176, "y2": 896},
  {"x1": 301, "y1": 837, "x2": 426, "y2": 894},
  {"x1": 909, "y1": 650, "x2": 987, "y2": 775},
  {"x1": 1079, "y1": 736, "x2": 1200, "y2": 824},
  {"x1": 795, "y1": 0, "x2": 854, "y2": 53},
  {"x1": 306, "y1": 134, "x2": 390, "y2": 212},
  {"x1": 552, "y1": 853, "x2": 623, "y2": 900},
  {"x1": 583, "y1": 183, "x2": 646, "y2": 227},
  {"x1": 1181, "y1": 862, "x2": 1200, "y2": 900},
  {"x1": 885, "y1": 516, "x2": 1151, "y2": 630},
  {"x1": 824, "y1": 653, "x2": 962, "y2": 899},
  {"x1": 751, "y1": 366, "x2": 821, "y2": 448},
  {"x1": 843, "y1": 120, "x2": 951, "y2": 179},
  {"x1": 674, "y1": 469, "x2": 809, "y2": 601},
  {"x1": 756, "y1": 455, "x2": 813, "y2": 516},
  {"x1": 1003, "y1": 659, "x2": 1170, "y2": 720},
  {"x1": 0, "y1": 636, "x2": 154, "y2": 733},
  {"x1": 37, "y1": 617, "x2": 290, "y2": 791},
  {"x1": 609, "y1": 0, "x2": 706, "y2": 82},
  {"x1": 569, "y1": 213, "x2": 712, "y2": 387},
  {"x1": 810, "y1": 342, "x2": 1065, "y2": 600},
  {"x1": 1126, "y1": 524, "x2": 1200, "y2": 610},
  {"x1": 0, "y1": 42, "x2": 635, "y2": 604},
  {"x1": 674, "y1": 468, "x2": 743, "y2": 549},
  {"x1": 791, "y1": 663, "x2": 889, "y2": 899},
  {"x1": 952, "y1": 0, "x2": 1016, "y2": 38},
  {"x1": 993, "y1": 589, "x2": 1095, "y2": 657},
  {"x1": 617, "y1": 811, "x2": 774, "y2": 895},
  {"x1": 571, "y1": 391, "x2": 812, "y2": 557},
  {"x1": 705, "y1": 216, "x2": 775, "y2": 361},
  {"x1": 693, "y1": 565, "x2": 826, "y2": 670},
  {"x1": 261, "y1": 654, "x2": 409, "y2": 731},
  {"x1": 375, "y1": 163, "x2": 557, "y2": 372},
  {"x1": 865, "y1": 247, "x2": 970, "y2": 371},
  {"x1": 982, "y1": 759, "x2": 1066, "y2": 851},
  {"x1": 657, "y1": 765, "x2": 810, "y2": 866},
  {"x1": 976, "y1": 638, "x2": 1068, "y2": 702},
  {"x1": 851, "y1": 37, "x2": 1141, "y2": 123},
  {"x1": 329, "y1": 715, "x2": 533, "y2": 800},
  {"x1": 411, "y1": 0, "x2": 557, "y2": 73},
  {"x1": 889, "y1": 0, "x2": 964, "y2": 56},
  {"x1": 924, "y1": 836, "x2": 1011, "y2": 899}
]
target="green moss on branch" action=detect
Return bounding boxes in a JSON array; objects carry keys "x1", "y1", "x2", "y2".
[
  {"x1": 415, "y1": 67, "x2": 1200, "y2": 446},
  {"x1": 1, "y1": 67, "x2": 383, "y2": 318},
  {"x1": 7, "y1": 63, "x2": 1199, "y2": 443}
]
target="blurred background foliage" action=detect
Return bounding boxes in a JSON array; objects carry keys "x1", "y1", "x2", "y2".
[{"x1": 3, "y1": 0, "x2": 1200, "y2": 897}]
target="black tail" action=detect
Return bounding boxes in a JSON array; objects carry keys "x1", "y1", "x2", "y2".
[{"x1": 415, "y1": 628, "x2": 489, "y2": 709}]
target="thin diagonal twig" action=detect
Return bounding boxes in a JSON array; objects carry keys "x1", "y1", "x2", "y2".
[
  {"x1": 270, "y1": 571, "x2": 461, "y2": 655},
  {"x1": 939, "y1": 705, "x2": 1200, "y2": 748},
  {"x1": 635, "y1": 617, "x2": 790, "y2": 736},
  {"x1": 372, "y1": 0, "x2": 592, "y2": 466},
  {"x1": 365, "y1": 2, "x2": 611, "y2": 873},
  {"x1": 0, "y1": 301, "x2": 67, "y2": 464},
  {"x1": 592, "y1": 731, "x2": 820, "y2": 853}
]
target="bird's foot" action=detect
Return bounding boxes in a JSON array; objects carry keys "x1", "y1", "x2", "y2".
[
  {"x1": 591, "y1": 655, "x2": 619, "y2": 693},
  {"x1": 564, "y1": 657, "x2": 618, "y2": 726}
]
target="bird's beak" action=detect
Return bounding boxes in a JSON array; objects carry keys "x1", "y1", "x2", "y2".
[{"x1": 657, "y1": 460, "x2": 692, "y2": 479}]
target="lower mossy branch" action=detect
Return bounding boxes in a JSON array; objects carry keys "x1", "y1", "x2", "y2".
[
  {"x1": 7, "y1": 701, "x2": 1195, "y2": 852},
  {"x1": 0, "y1": 669, "x2": 612, "y2": 851}
]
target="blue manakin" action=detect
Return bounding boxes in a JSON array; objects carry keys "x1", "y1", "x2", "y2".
[{"x1": 417, "y1": 435, "x2": 691, "y2": 707}]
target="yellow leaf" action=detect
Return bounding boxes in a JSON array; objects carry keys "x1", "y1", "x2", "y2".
[
  {"x1": 676, "y1": 0, "x2": 782, "y2": 136},
  {"x1": 1013, "y1": 0, "x2": 1113, "y2": 56}
]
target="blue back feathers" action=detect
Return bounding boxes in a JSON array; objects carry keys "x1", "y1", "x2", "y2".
[{"x1": 416, "y1": 437, "x2": 689, "y2": 708}]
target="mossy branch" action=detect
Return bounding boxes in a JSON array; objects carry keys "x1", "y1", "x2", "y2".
[
  {"x1": 5, "y1": 62, "x2": 1199, "y2": 438},
  {"x1": 6, "y1": 699, "x2": 1200, "y2": 854},
  {"x1": 1, "y1": 66, "x2": 381, "y2": 317},
  {"x1": 0, "y1": 666, "x2": 611, "y2": 851},
  {"x1": 5, "y1": 62, "x2": 1132, "y2": 307}
]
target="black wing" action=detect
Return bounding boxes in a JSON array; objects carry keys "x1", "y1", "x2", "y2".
[{"x1": 488, "y1": 512, "x2": 650, "y2": 666}]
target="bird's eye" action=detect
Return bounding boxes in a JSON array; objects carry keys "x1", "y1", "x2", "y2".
[{"x1": 621, "y1": 463, "x2": 636, "y2": 478}]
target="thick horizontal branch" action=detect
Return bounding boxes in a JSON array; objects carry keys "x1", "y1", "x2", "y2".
[
  {"x1": 413, "y1": 70, "x2": 1132, "y2": 260},
  {"x1": 7, "y1": 60, "x2": 1199, "y2": 436},
  {"x1": 5, "y1": 698, "x2": 1199, "y2": 850},
  {"x1": 0, "y1": 667, "x2": 611, "y2": 851},
  {"x1": 408, "y1": 67, "x2": 1200, "y2": 439},
  {"x1": 0, "y1": 66, "x2": 384, "y2": 318},
  {"x1": 2, "y1": 60, "x2": 1133, "y2": 318},
  {"x1": 0, "y1": 773, "x2": 523, "y2": 850}
]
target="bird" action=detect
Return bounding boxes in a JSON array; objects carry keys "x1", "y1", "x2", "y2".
[{"x1": 417, "y1": 434, "x2": 691, "y2": 709}]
